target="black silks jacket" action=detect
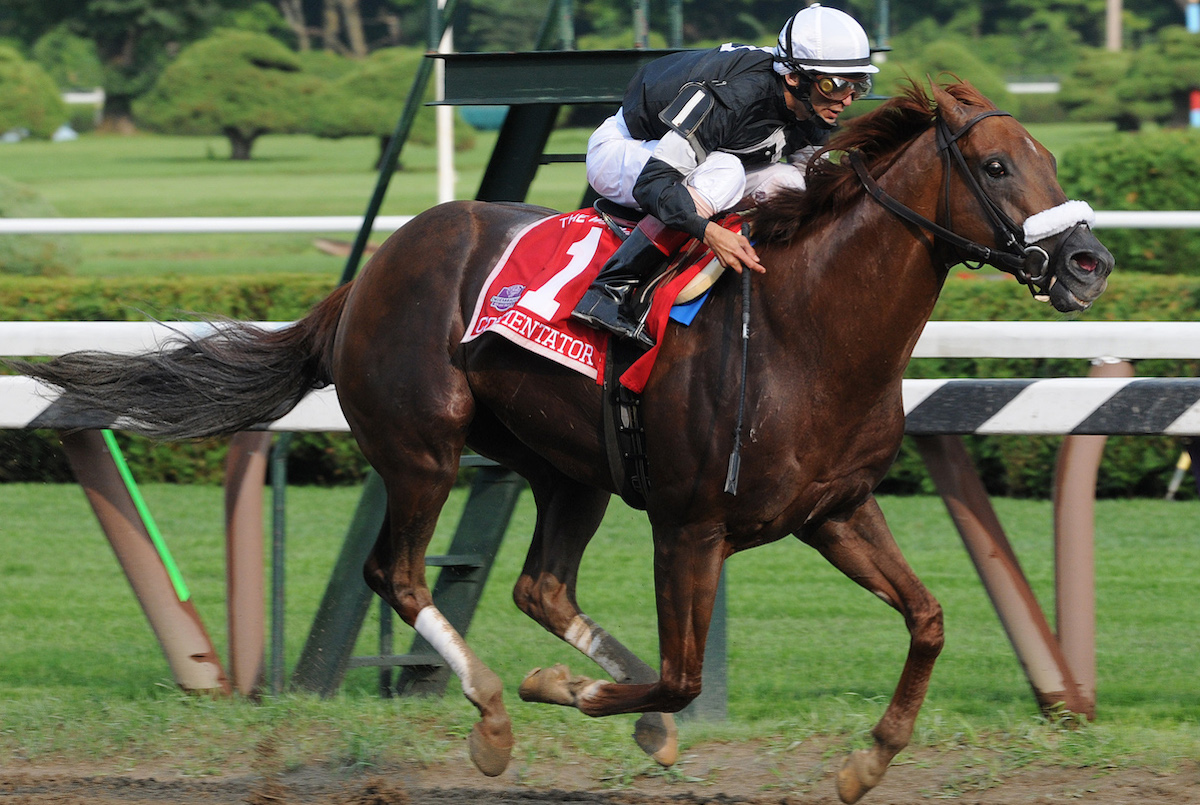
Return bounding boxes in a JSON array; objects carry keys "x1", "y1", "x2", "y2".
[{"x1": 620, "y1": 45, "x2": 830, "y2": 239}]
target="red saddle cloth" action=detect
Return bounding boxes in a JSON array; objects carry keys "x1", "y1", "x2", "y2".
[{"x1": 463, "y1": 208, "x2": 733, "y2": 392}]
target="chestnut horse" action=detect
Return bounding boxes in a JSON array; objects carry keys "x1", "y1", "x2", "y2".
[{"x1": 19, "y1": 82, "x2": 1112, "y2": 802}]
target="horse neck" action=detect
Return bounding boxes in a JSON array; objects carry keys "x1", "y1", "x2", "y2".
[{"x1": 759, "y1": 129, "x2": 949, "y2": 383}]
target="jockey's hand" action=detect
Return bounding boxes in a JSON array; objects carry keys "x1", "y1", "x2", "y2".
[{"x1": 704, "y1": 221, "x2": 765, "y2": 274}]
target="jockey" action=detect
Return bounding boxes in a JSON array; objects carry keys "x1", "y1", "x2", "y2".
[{"x1": 573, "y1": 4, "x2": 878, "y2": 346}]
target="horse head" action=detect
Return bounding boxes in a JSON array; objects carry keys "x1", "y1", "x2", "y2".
[{"x1": 930, "y1": 82, "x2": 1113, "y2": 312}]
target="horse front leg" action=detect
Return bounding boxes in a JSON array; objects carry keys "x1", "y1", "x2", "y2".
[
  {"x1": 519, "y1": 523, "x2": 725, "y2": 720},
  {"x1": 801, "y1": 496, "x2": 944, "y2": 804},
  {"x1": 511, "y1": 473, "x2": 677, "y2": 765}
]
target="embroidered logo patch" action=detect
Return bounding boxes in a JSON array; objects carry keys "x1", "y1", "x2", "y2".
[{"x1": 490, "y1": 284, "x2": 525, "y2": 312}]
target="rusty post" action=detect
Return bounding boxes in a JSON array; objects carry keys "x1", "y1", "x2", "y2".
[
  {"x1": 915, "y1": 434, "x2": 1088, "y2": 715},
  {"x1": 225, "y1": 432, "x2": 273, "y2": 697},
  {"x1": 1052, "y1": 358, "x2": 1134, "y2": 719},
  {"x1": 60, "y1": 429, "x2": 231, "y2": 694}
]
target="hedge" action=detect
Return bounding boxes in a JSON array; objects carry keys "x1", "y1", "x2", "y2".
[
  {"x1": 2, "y1": 271, "x2": 1197, "y2": 497},
  {"x1": 0, "y1": 177, "x2": 79, "y2": 277}
]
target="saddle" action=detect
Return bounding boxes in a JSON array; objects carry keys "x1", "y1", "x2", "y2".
[
  {"x1": 592, "y1": 198, "x2": 728, "y2": 315},
  {"x1": 462, "y1": 203, "x2": 744, "y2": 509}
]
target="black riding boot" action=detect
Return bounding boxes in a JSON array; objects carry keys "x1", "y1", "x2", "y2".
[{"x1": 572, "y1": 217, "x2": 688, "y2": 347}]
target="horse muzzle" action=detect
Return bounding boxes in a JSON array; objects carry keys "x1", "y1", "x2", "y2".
[
  {"x1": 1020, "y1": 202, "x2": 1114, "y2": 313},
  {"x1": 1019, "y1": 225, "x2": 1113, "y2": 312}
]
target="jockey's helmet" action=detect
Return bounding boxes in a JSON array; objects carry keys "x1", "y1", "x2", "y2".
[{"x1": 773, "y1": 4, "x2": 879, "y2": 78}]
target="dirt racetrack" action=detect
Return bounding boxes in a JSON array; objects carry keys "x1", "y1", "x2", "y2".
[{"x1": 3, "y1": 740, "x2": 1197, "y2": 805}]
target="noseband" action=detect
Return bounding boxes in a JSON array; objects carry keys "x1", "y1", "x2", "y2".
[{"x1": 848, "y1": 108, "x2": 1091, "y2": 300}]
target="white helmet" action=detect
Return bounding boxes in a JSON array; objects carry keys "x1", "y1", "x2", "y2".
[{"x1": 774, "y1": 4, "x2": 879, "y2": 77}]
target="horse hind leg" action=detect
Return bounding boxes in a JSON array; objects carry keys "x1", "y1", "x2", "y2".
[
  {"x1": 520, "y1": 521, "x2": 727, "y2": 741},
  {"x1": 364, "y1": 473, "x2": 513, "y2": 777},
  {"x1": 801, "y1": 496, "x2": 944, "y2": 805},
  {"x1": 509, "y1": 471, "x2": 678, "y2": 766}
]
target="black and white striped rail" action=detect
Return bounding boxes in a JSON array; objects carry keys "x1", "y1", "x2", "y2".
[
  {"x1": 5, "y1": 376, "x2": 1200, "y2": 436},
  {"x1": 903, "y1": 377, "x2": 1200, "y2": 435}
]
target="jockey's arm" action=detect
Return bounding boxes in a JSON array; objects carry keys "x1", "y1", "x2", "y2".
[
  {"x1": 633, "y1": 138, "x2": 764, "y2": 273},
  {"x1": 632, "y1": 156, "x2": 710, "y2": 241}
]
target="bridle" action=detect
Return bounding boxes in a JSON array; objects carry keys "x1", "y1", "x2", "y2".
[{"x1": 848, "y1": 107, "x2": 1091, "y2": 300}]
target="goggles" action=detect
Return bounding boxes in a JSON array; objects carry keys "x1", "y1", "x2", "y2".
[{"x1": 812, "y1": 74, "x2": 872, "y2": 102}]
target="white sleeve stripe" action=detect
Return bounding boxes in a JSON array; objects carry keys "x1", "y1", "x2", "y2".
[{"x1": 671, "y1": 90, "x2": 707, "y2": 128}]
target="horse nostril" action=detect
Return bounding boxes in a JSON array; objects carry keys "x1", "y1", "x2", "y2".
[{"x1": 1072, "y1": 253, "x2": 1099, "y2": 272}]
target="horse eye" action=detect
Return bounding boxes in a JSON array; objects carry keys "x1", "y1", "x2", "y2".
[{"x1": 984, "y1": 160, "x2": 1006, "y2": 178}]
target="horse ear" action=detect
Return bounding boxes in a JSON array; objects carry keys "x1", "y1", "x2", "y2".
[{"x1": 929, "y1": 79, "x2": 970, "y2": 130}]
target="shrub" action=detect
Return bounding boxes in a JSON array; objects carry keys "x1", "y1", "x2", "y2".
[
  {"x1": 0, "y1": 45, "x2": 68, "y2": 139},
  {"x1": 0, "y1": 177, "x2": 78, "y2": 277},
  {"x1": 1057, "y1": 130, "x2": 1200, "y2": 275}
]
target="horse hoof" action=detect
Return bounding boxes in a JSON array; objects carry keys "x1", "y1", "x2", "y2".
[
  {"x1": 518, "y1": 664, "x2": 596, "y2": 707},
  {"x1": 836, "y1": 749, "x2": 885, "y2": 804},
  {"x1": 468, "y1": 720, "x2": 513, "y2": 777},
  {"x1": 519, "y1": 665, "x2": 573, "y2": 705},
  {"x1": 633, "y1": 712, "x2": 678, "y2": 767}
]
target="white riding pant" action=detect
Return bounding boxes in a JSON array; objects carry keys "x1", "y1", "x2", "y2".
[{"x1": 585, "y1": 110, "x2": 810, "y2": 218}]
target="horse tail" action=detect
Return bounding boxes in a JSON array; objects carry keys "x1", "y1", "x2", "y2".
[{"x1": 14, "y1": 283, "x2": 353, "y2": 441}]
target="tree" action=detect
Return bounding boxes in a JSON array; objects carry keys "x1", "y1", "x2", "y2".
[
  {"x1": 31, "y1": 25, "x2": 104, "y2": 90},
  {"x1": 0, "y1": 0, "x2": 260, "y2": 133},
  {"x1": 307, "y1": 46, "x2": 473, "y2": 167},
  {"x1": 278, "y1": 0, "x2": 312, "y2": 50},
  {"x1": 0, "y1": 45, "x2": 68, "y2": 139},
  {"x1": 870, "y1": 38, "x2": 1016, "y2": 114},
  {"x1": 135, "y1": 29, "x2": 322, "y2": 159},
  {"x1": 280, "y1": 0, "x2": 394, "y2": 56},
  {"x1": 1059, "y1": 48, "x2": 1139, "y2": 130},
  {"x1": 1116, "y1": 26, "x2": 1200, "y2": 128}
]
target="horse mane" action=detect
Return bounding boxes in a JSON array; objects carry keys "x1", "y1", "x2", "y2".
[{"x1": 747, "y1": 80, "x2": 996, "y2": 245}]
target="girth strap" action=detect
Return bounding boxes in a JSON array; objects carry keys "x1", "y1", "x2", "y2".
[{"x1": 602, "y1": 339, "x2": 650, "y2": 510}]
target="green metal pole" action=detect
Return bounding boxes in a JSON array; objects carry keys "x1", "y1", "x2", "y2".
[
  {"x1": 633, "y1": 0, "x2": 649, "y2": 48},
  {"x1": 535, "y1": 0, "x2": 560, "y2": 49},
  {"x1": 291, "y1": 470, "x2": 389, "y2": 697},
  {"x1": 338, "y1": 0, "x2": 463, "y2": 286},
  {"x1": 876, "y1": 0, "x2": 889, "y2": 54},
  {"x1": 558, "y1": 0, "x2": 575, "y2": 50},
  {"x1": 269, "y1": 433, "x2": 292, "y2": 696},
  {"x1": 668, "y1": 0, "x2": 683, "y2": 48}
]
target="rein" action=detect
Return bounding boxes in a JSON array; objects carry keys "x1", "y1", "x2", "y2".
[{"x1": 848, "y1": 108, "x2": 1056, "y2": 298}]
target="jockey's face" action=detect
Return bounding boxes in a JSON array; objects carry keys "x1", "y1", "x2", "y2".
[
  {"x1": 810, "y1": 86, "x2": 852, "y2": 125},
  {"x1": 783, "y1": 72, "x2": 855, "y2": 126}
]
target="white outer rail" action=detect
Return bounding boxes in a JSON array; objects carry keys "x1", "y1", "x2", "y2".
[
  {"x1": 0, "y1": 216, "x2": 415, "y2": 234},
  {"x1": 0, "y1": 210, "x2": 1196, "y2": 234}
]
